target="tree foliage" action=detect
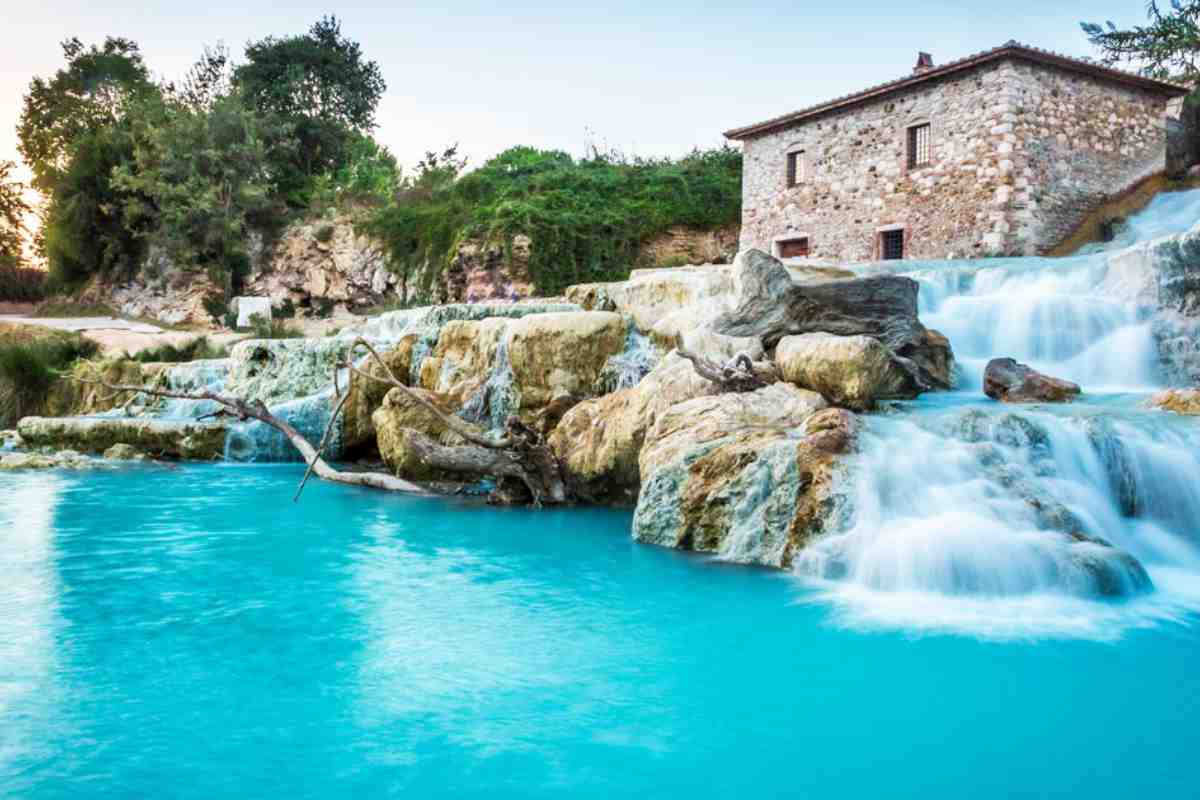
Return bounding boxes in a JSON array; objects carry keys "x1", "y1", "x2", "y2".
[
  {"x1": 235, "y1": 16, "x2": 386, "y2": 184},
  {"x1": 17, "y1": 37, "x2": 155, "y2": 193},
  {"x1": 1082, "y1": 1, "x2": 1200, "y2": 81},
  {"x1": 115, "y1": 94, "x2": 295, "y2": 296},
  {"x1": 0, "y1": 162, "x2": 32, "y2": 262},
  {"x1": 364, "y1": 145, "x2": 743, "y2": 297}
]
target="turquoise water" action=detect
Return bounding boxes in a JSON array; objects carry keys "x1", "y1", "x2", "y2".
[{"x1": 2, "y1": 464, "x2": 1199, "y2": 798}]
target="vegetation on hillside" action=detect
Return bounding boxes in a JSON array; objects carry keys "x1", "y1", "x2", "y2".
[
  {"x1": 17, "y1": 17, "x2": 396, "y2": 299},
  {"x1": 0, "y1": 324, "x2": 98, "y2": 427},
  {"x1": 363, "y1": 144, "x2": 742, "y2": 297},
  {"x1": 15, "y1": 18, "x2": 740, "y2": 306}
]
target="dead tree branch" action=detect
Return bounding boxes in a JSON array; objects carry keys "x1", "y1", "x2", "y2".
[
  {"x1": 76, "y1": 377, "x2": 429, "y2": 498},
  {"x1": 677, "y1": 346, "x2": 769, "y2": 393}
]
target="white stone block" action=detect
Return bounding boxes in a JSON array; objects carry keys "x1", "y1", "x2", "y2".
[{"x1": 235, "y1": 296, "x2": 273, "y2": 329}]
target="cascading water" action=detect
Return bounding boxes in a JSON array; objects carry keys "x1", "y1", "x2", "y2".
[{"x1": 798, "y1": 189, "x2": 1200, "y2": 638}]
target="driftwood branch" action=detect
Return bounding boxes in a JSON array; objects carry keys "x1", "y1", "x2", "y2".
[
  {"x1": 338, "y1": 337, "x2": 568, "y2": 506},
  {"x1": 677, "y1": 346, "x2": 769, "y2": 393},
  {"x1": 76, "y1": 377, "x2": 429, "y2": 498}
]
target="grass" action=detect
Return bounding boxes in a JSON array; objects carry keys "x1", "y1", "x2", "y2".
[
  {"x1": 33, "y1": 300, "x2": 119, "y2": 318},
  {"x1": 126, "y1": 336, "x2": 230, "y2": 363},
  {"x1": 0, "y1": 326, "x2": 100, "y2": 428},
  {"x1": 249, "y1": 315, "x2": 305, "y2": 339}
]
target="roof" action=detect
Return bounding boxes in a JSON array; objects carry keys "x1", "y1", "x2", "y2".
[{"x1": 724, "y1": 41, "x2": 1190, "y2": 141}]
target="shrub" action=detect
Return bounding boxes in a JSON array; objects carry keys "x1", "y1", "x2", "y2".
[
  {"x1": 249, "y1": 313, "x2": 304, "y2": 339},
  {"x1": 0, "y1": 258, "x2": 48, "y2": 303},
  {"x1": 363, "y1": 144, "x2": 742, "y2": 297},
  {"x1": 128, "y1": 336, "x2": 229, "y2": 363},
  {"x1": 314, "y1": 223, "x2": 335, "y2": 243},
  {"x1": 0, "y1": 330, "x2": 99, "y2": 427}
]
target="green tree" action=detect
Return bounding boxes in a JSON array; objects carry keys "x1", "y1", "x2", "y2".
[
  {"x1": 234, "y1": 16, "x2": 386, "y2": 189},
  {"x1": 1082, "y1": 2, "x2": 1200, "y2": 81},
  {"x1": 0, "y1": 162, "x2": 32, "y2": 262},
  {"x1": 41, "y1": 124, "x2": 146, "y2": 287},
  {"x1": 114, "y1": 94, "x2": 295, "y2": 297},
  {"x1": 17, "y1": 37, "x2": 155, "y2": 192}
]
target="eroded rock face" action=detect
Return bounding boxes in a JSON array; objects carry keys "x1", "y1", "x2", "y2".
[
  {"x1": 983, "y1": 358, "x2": 1081, "y2": 403},
  {"x1": 17, "y1": 417, "x2": 226, "y2": 459},
  {"x1": 506, "y1": 311, "x2": 627, "y2": 414},
  {"x1": 1146, "y1": 388, "x2": 1200, "y2": 414},
  {"x1": 632, "y1": 386, "x2": 855, "y2": 569},
  {"x1": 372, "y1": 387, "x2": 464, "y2": 481},
  {"x1": 342, "y1": 336, "x2": 419, "y2": 453},
  {"x1": 775, "y1": 332, "x2": 922, "y2": 411},
  {"x1": 548, "y1": 352, "x2": 716, "y2": 504}
]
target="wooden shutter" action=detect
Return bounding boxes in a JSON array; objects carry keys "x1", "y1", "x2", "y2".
[{"x1": 779, "y1": 237, "x2": 810, "y2": 258}]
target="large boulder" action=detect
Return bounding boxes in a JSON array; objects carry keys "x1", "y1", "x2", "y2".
[
  {"x1": 505, "y1": 311, "x2": 627, "y2": 416},
  {"x1": 1146, "y1": 388, "x2": 1200, "y2": 414},
  {"x1": 633, "y1": 384, "x2": 855, "y2": 569},
  {"x1": 775, "y1": 332, "x2": 922, "y2": 411},
  {"x1": 372, "y1": 387, "x2": 465, "y2": 481},
  {"x1": 17, "y1": 416, "x2": 226, "y2": 459},
  {"x1": 548, "y1": 351, "x2": 716, "y2": 503},
  {"x1": 983, "y1": 358, "x2": 1081, "y2": 403},
  {"x1": 342, "y1": 334, "x2": 420, "y2": 453}
]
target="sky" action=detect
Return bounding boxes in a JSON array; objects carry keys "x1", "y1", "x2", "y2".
[{"x1": 1, "y1": 1, "x2": 1151, "y2": 191}]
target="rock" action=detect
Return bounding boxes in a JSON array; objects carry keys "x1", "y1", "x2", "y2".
[
  {"x1": 0, "y1": 451, "x2": 94, "y2": 470},
  {"x1": 548, "y1": 352, "x2": 716, "y2": 503},
  {"x1": 234, "y1": 296, "x2": 273, "y2": 328},
  {"x1": 17, "y1": 417, "x2": 226, "y2": 459},
  {"x1": 505, "y1": 311, "x2": 627, "y2": 418},
  {"x1": 714, "y1": 249, "x2": 929, "y2": 352},
  {"x1": 225, "y1": 339, "x2": 347, "y2": 405},
  {"x1": 419, "y1": 318, "x2": 512, "y2": 402},
  {"x1": 775, "y1": 332, "x2": 922, "y2": 410},
  {"x1": 372, "y1": 387, "x2": 465, "y2": 480},
  {"x1": 103, "y1": 443, "x2": 147, "y2": 461},
  {"x1": 44, "y1": 360, "x2": 168, "y2": 417},
  {"x1": 1146, "y1": 388, "x2": 1200, "y2": 414},
  {"x1": 632, "y1": 387, "x2": 854, "y2": 569},
  {"x1": 983, "y1": 358, "x2": 1081, "y2": 403},
  {"x1": 341, "y1": 334, "x2": 420, "y2": 453}
]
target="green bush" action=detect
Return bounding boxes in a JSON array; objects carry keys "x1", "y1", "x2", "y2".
[
  {"x1": 363, "y1": 144, "x2": 742, "y2": 297},
  {"x1": 249, "y1": 313, "x2": 304, "y2": 339},
  {"x1": 314, "y1": 223, "x2": 335, "y2": 243},
  {"x1": 128, "y1": 336, "x2": 229, "y2": 363},
  {"x1": 0, "y1": 258, "x2": 48, "y2": 303},
  {"x1": 0, "y1": 332, "x2": 99, "y2": 427}
]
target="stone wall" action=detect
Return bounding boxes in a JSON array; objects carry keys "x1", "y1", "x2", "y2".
[
  {"x1": 1010, "y1": 61, "x2": 1170, "y2": 253},
  {"x1": 738, "y1": 57, "x2": 1171, "y2": 261}
]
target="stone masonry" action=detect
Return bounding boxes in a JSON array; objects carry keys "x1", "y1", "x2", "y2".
[{"x1": 727, "y1": 42, "x2": 1187, "y2": 261}]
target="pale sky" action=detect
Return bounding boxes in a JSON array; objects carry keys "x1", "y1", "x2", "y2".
[{"x1": 2, "y1": 1, "x2": 1149, "y2": 191}]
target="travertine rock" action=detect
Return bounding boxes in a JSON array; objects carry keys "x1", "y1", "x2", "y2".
[{"x1": 775, "y1": 332, "x2": 921, "y2": 410}]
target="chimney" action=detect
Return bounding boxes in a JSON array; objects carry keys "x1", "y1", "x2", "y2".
[{"x1": 913, "y1": 52, "x2": 934, "y2": 74}]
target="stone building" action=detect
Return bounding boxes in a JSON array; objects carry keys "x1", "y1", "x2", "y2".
[{"x1": 725, "y1": 41, "x2": 1188, "y2": 261}]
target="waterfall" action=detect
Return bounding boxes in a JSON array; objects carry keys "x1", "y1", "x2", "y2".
[
  {"x1": 797, "y1": 188, "x2": 1200, "y2": 638},
  {"x1": 599, "y1": 328, "x2": 662, "y2": 394},
  {"x1": 460, "y1": 337, "x2": 519, "y2": 432}
]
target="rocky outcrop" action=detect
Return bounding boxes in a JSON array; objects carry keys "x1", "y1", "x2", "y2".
[
  {"x1": 1146, "y1": 388, "x2": 1200, "y2": 414},
  {"x1": 103, "y1": 443, "x2": 147, "y2": 461},
  {"x1": 78, "y1": 266, "x2": 222, "y2": 327},
  {"x1": 506, "y1": 312, "x2": 627, "y2": 416},
  {"x1": 342, "y1": 335, "x2": 419, "y2": 452},
  {"x1": 983, "y1": 358, "x2": 1081, "y2": 403},
  {"x1": 45, "y1": 360, "x2": 168, "y2": 418},
  {"x1": 632, "y1": 385, "x2": 855, "y2": 568},
  {"x1": 245, "y1": 215, "x2": 397, "y2": 313},
  {"x1": 0, "y1": 450, "x2": 94, "y2": 470},
  {"x1": 548, "y1": 352, "x2": 716, "y2": 503},
  {"x1": 17, "y1": 416, "x2": 226, "y2": 459},
  {"x1": 372, "y1": 387, "x2": 465, "y2": 481},
  {"x1": 639, "y1": 224, "x2": 739, "y2": 267},
  {"x1": 443, "y1": 235, "x2": 536, "y2": 303},
  {"x1": 776, "y1": 332, "x2": 922, "y2": 411}
]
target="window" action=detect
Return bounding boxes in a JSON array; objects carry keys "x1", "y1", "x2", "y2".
[
  {"x1": 786, "y1": 150, "x2": 805, "y2": 186},
  {"x1": 779, "y1": 237, "x2": 810, "y2": 258},
  {"x1": 907, "y1": 123, "x2": 931, "y2": 169},
  {"x1": 881, "y1": 229, "x2": 905, "y2": 260}
]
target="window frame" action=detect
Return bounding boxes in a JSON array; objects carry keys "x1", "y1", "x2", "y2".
[
  {"x1": 777, "y1": 236, "x2": 811, "y2": 259},
  {"x1": 906, "y1": 122, "x2": 932, "y2": 170},
  {"x1": 879, "y1": 228, "x2": 906, "y2": 261},
  {"x1": 785, "y1": 148, "x2": 806, "y2": 187}
]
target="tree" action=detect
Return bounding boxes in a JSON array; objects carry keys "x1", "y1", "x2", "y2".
[
  {"x1": 234, "y1": 16, "x2": 386, "y2": 184},
  {"x1": 114, "y1": 94, "x2": 296, "y2": 296},
  {"x1": 168, "y1": 42, "x2": 233, "y2": 112},
  {"x1": 0, "y1": 162, "x2": 32, "y2": 262},
  {"x1": 1082, "y1": 2, "x2": 1200, "y2": 81},
  {"x1": 40, "y1": 125, "x2": 146, "y2": 287},
  {"x1": 17, "y1": 37, "x2": 155, "y2": 192}
]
